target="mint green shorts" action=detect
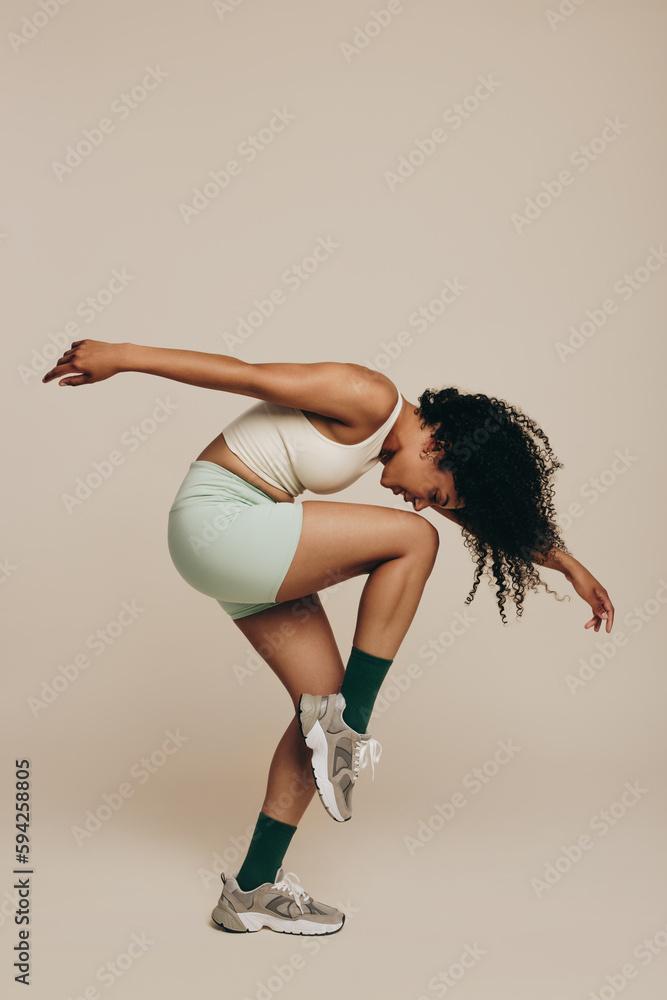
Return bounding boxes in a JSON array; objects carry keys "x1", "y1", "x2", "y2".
[{"x1": 167, "y1": 461, "x2": 303, "y2": 620}]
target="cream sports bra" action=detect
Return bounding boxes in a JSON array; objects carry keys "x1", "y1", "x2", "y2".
[{"x1": 221, "y1": 387, "x2": 402, "y2": 498}]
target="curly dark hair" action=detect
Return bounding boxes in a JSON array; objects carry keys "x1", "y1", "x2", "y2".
[{"x1": 416, "y1": 385, "x2": 572, "y2": 625}]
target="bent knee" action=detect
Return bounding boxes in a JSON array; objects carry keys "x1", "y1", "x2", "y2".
[{"x1": 406, "y1": 514, "x2": 440, "y2": 562}]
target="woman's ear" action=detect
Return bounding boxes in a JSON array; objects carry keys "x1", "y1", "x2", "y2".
[{"x1": 427, "y1": 434, "x2": 451, "y2": 456}]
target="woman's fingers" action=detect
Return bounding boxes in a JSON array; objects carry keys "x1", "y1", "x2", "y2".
[
  {"x1": 584, "y1": 606, "x2": 614, "y2": 634},
  {"x1": 596, "y1": 595, "x2": 614, "y2": 632},
  {"x1": 589, "y1": 587, "x2": 614, "y2": 633},
  {"x1": 42, "y1": 361, "x2": 89, "y2": 385},
  {"x1": 42, "y1": 362, "x2": 76, "y2": 383},
  {"x1": 42, "y1": 339, "x2": 119, "y2": 385},
  {"x1": 42, "y1": 362, "x2": 69, "y2": 383},
  {"x1": 602, "y1": 604, "x2": 614, "y2": 632},
  {"x1": 42, "y1": 345, "x2": 84, "y2": 382}
]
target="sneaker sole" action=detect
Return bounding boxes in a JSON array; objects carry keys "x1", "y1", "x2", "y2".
[
  {"x1": 298, "y1": 698, "x2": 348, "y2": 823},
  {"x1": 211, "y1": 905, "x2": 345, "y2": 935}
]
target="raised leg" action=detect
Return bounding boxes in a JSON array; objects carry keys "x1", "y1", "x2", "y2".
[
  {"x1": 275, "y1": 499, "x2": 440, "y2": 659},
  {"x1": 234, "y1": 500, "x2": 441, "y2": 822}
]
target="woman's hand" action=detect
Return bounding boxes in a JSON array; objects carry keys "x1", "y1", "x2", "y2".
[
  {"x1": 566, "y1": 563, "x2": 615, "y2": 633},
  {"x1": 42, "y1": 340, "x2": 130, "y2": 387}
]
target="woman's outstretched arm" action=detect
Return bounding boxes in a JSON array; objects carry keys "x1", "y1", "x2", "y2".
[
  {"x1": 429, "y1": 504, "x2": 614, "y2": 633},
  {"x1": 42, "y1": 340, "x2": 252, "y2": 391},
  {"x1": 534, "y1": 548, "x2": 615, "y2": 633},
  {"x1": 122, "y1": 342, "x2": 253, "y2": 392},
  {"x1": 41, "y1": 338, "x2": 397, "y2": 427}
]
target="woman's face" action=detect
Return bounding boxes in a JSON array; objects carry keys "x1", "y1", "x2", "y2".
[{"x1": 378, "y1": 436, "x2": 465, "y2": 512}]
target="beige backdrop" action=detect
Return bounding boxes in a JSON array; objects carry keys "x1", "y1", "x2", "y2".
[{"x1": 2, "y1": 1, "x2": 667, "y2": 997}]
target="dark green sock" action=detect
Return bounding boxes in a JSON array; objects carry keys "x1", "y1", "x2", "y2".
[
  {"x1": 339, "y1": 645, "x2": 394, "y2": 734},
  {"x1": 235, "y1": 811, "x2": 297, "y2": 891}
]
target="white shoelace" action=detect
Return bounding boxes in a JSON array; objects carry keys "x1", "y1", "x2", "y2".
[
  {"x1": 352, "y1": 737, "x2": 382, "y2": 780},
  {"x1": 272, "y1": 871, "x2": 310, "y2": 914}
]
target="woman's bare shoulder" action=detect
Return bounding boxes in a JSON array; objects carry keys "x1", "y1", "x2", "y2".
[{"x1": 347, "y1": 364, "x2": 401, "y2": 423}]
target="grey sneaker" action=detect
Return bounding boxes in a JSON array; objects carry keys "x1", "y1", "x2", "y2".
[
  {"x1": 298, "y1": 690, "x2": 382, "y2": 822},
  {"x1": 211, "y1": 867, "x2": 344, "y2": 935}
]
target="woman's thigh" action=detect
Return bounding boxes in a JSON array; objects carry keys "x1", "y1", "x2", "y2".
[
  {"x1": 274, "y1": 499, "x2": 440, "y2": 604},
  {"x1": 232, "y1": 593, "x2": 345, "y2": 707}
]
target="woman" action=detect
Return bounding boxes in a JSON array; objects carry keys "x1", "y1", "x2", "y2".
[{"x1": 43, "y1": 339, "x2": 614, "y2": 937}]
